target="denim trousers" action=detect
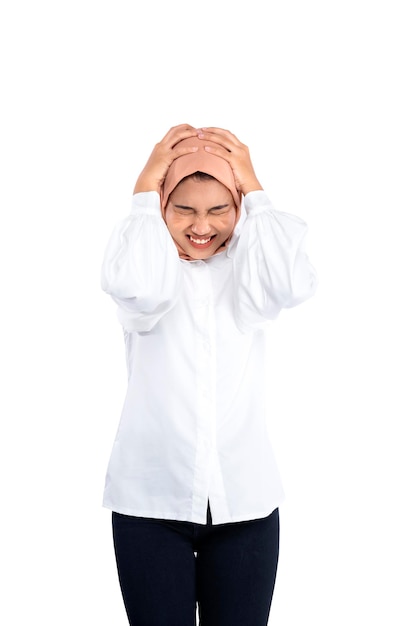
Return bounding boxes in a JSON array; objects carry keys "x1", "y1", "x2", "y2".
[{"x1": 112, "y1": 506, "x2": 279, "y2": 626}]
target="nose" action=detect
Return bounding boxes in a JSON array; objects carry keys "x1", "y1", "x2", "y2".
[{"x1": 191, "y1": 215, "x2": 211, "y2": 236}]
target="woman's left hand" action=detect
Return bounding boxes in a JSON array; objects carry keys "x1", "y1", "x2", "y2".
[{"x1": 195, "y1": 127, "x2": 263, "y2": 196}]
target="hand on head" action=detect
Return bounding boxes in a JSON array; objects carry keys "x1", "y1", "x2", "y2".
[
  {"x1": 194, "y1": 127, "x2": 263, "y2": 196},
  {"x1": 133, "y1": 124, "x2": 199, "y2": 194},
  {"x1": 133, "y1": 124, "x2": 263, "y2": 197}
]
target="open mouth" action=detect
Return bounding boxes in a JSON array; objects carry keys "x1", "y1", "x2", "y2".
[{"x1": 187, "y1": 235, "x2": 216, "y2": 248}]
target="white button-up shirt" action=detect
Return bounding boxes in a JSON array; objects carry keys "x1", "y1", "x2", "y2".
[{"x1": 101, "y1": 190, "x2": 317, "y2": 524}]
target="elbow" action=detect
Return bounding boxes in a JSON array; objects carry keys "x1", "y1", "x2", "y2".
[{"x1": 283, "y1": 267, "x2": 318, "y2": 308}]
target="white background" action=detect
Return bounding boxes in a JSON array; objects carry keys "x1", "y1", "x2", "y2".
[{"x1": 1, "y1": 1, "x2": 416, "y2": 624}]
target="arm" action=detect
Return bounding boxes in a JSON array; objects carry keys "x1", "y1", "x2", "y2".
[
  {"x1": 101, "y1": 191, "x2": 183, "y2": 332},
  {"x1": 232, "y1": 190, "x2": 318, "y2": 331},
  {"x1": 101, "y1": 124, "x2": 199, "y2": 332},
  {"x1": 195, "y1": 128, "x2": 317, "y2": 330}
]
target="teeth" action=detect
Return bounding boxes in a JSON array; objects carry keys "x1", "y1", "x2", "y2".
[{"x1": 190, "y1": 236, "x2": 211, "y2": 244}]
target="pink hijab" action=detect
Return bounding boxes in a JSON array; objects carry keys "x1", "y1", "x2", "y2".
[{"x1": 160, "y1": 136, "x2": 242, "y2": 215}]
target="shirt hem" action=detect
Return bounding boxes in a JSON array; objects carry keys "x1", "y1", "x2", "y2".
[{"x1": 103, "y1": 500, "x2": 283, "y2": 525}]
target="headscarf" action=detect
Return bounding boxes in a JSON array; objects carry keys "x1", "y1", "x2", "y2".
[{"x1": 160, "y1": 136, "x2": 242, "y2": 216}]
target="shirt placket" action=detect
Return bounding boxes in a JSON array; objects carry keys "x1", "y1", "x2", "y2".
[{"x1": 190, "y1": 262, "x2": 217, "y2": 523}]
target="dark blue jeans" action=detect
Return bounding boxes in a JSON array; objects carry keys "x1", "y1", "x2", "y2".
[{"x1": 112, "y1": 507, "x2": 279, "y2": 626}]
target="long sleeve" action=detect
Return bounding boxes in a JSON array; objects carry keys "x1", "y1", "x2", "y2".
[
  {"x1": 232, "y1": 190, "x2": 317, "y2": 331},
  {"x1": 101, "y1": 191, "x2": 182, "y2": 332}
]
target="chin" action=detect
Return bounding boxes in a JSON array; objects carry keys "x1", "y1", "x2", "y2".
[{"x1": 187, "y1": 249, "x2": 215, "y2": 260}]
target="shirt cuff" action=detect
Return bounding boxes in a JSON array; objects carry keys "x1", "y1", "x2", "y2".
[
  {"x1": 131, "y1": 191, "x2": 162, "y2": 216},
  {"x1": 243, "y1": 190, "x2": 275, "y2": 215}
]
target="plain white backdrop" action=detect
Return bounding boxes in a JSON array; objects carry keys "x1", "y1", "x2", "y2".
[{"x1": 1, "y1": 1, "x2": 416, "y2": 624}]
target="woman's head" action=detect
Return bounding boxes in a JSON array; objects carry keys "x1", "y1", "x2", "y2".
[{"x1": 161, "y1": 136, "x2": 241, "y2": 260}]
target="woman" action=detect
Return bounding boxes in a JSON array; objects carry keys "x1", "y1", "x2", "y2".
[{"x1": 101, "y1": 124, "x2": 317, "y2": 625}]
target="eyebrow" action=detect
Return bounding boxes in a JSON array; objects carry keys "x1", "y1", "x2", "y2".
[{"x1": 173, "y1": 203, "x2": 231, "y2": 211}]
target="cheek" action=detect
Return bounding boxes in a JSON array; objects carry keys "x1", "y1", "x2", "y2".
[
  {"x1": 220, "y1": 214, "x2": 237, "y2": 234},
  {"x1": 164, "y1": 209, "x2": 179, "y2": 230},
  {"x1": 165, "y1": 212, "x2": 186, "y2": 234}
]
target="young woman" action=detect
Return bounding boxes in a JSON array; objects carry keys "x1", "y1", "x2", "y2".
[{"x1": 101, "y1": 124, "x2": 317, "y2": 626}]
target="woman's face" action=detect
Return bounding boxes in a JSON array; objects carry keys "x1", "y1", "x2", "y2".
[{"x1": 164, "y1": 176, "x2": 237, "y2": 260}]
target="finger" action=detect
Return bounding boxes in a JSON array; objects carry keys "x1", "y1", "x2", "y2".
[
  {"x1": 199, "y1": 126, "x2": 237, "y2": 139},
  {"x1": 201, "y1": 143, "x2": 233, "y2": 162},
  {"x1": 162, "y1": 124, "x2": 198, "y2": 148},
  {"x1": 198, "y1": 127, "x2": 241, "y2": 149},
  {"x1": 172, "y1": 144, "x2": 199, "y2": 160},
  {"x1": 200, "y1": 133, "x2": 247, "y2": 162}
]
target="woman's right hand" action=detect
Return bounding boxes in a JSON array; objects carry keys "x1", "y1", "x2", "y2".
[{"x1": 133, "y1": 124, "x2": 198, "y2": 194}]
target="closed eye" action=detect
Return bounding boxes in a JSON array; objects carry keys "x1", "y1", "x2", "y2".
[
  {"x1": 209, "y1": 206, "x2": 233, "y2": 215},
  {"x1": 173, "y1": 203, "x2": 232, "y2": 215},
  {"x1": 174, "y1": 206, "x2": 195, "y2": 214}
]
